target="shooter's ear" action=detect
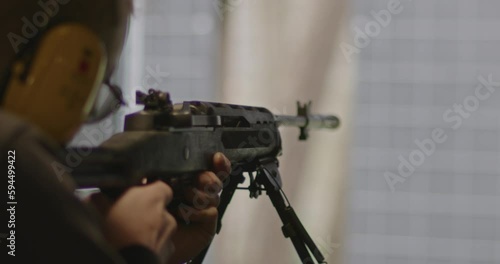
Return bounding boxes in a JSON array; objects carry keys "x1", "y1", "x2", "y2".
[{"x1": 1, "y1": 23, "x2": 107, "y2": 143}]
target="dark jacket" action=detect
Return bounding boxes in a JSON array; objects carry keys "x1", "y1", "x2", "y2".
[{"x1": 0, "y1": 110, "x2": 158, "y2": 264}]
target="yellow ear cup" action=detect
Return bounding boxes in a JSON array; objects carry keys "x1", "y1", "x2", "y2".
[{"x1": 2, "y1": 23, "x2": 107, "y2": 143}]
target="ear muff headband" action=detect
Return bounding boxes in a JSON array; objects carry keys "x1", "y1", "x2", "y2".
[{"x1": 1, "y1": 23, "x2": 107, "y2": 143}]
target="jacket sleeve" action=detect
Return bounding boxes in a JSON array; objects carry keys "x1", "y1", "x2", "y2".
[{"x1": 0, "y1": 111, "x2": 158, "y2": 264}]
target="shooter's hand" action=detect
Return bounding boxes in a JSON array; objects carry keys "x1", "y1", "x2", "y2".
[
  {"x1": 90, "y1": 181, "x2": 178, "y2": 262},
  {"x1": 168, "y1": 152, "x2": 231, "y2": 264}
]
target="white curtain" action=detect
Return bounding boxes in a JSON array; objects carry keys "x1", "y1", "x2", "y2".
[{"x1": 208, "y1": 0, "x2": 354, "y2": 263}]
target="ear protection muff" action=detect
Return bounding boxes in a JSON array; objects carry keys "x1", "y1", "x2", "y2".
[{"x1": 1, "y1": 23, "x2": 107, "y2": 143}]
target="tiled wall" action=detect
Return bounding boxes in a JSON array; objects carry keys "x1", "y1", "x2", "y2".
[
  {"x1": 349, "y1": 0, "x2": 500, "y2": 263},
  {"x1": 72, "y1": 0, "x2": 220, "y2": 144},
  {"x1": 141, "y1": 0, "x2": 219, "y2": 102}
]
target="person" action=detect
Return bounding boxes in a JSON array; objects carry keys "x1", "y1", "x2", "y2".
[{"x1": 0, "y1": 1, "x2": 230, "y2": 263}]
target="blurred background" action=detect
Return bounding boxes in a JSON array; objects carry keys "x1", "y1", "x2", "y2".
[
  {"x1": 72, "y1": 0, "x2": 500, "y2": 263},
  {"x1": 349, "y1": 0, "x2": 500, "y2": 264}
]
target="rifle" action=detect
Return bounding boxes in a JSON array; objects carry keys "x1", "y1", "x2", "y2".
[{"x1": 71, "y1": 89, "x2": 340, "y2": 263}]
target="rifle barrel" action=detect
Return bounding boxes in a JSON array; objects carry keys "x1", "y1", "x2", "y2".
[{"x1": 274, "y1": 115, "x2": 340, "y2": 129}]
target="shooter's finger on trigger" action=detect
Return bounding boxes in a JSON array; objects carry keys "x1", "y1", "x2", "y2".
[
  {"x1": 213, "y1": 152, "x2": 231, "y2": 181},
  {"x1": 175, "y1": 206, "x2": 218, "y2": 224},
  {"x1": 156, "y1": 211, "x2": 177, "y2": 253},
  {"x1": 196, "y1": 171, "x2": 222, "y2": 191},
  {"x1": 144, "y1": 180, "x2": 174, "y2": 206},
  {"x1": 184, "y1": 188, "x2": 220, "y2": 208}
]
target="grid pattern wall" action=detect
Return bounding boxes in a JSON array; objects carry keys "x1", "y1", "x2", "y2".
[
  {"x1": 142, "y1": 0, "x2": 219, "y2": 101},
  {"x1": 71, "y1": 0, "x2": 219, "y2": 145},
  {"x1": 349, "y1": 0, "x2": 500, "y2": 263}
]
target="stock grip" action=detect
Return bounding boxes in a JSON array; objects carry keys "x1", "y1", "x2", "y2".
[{"x1": 98, "y1": 171, "x2": 199, "y2": 215}]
